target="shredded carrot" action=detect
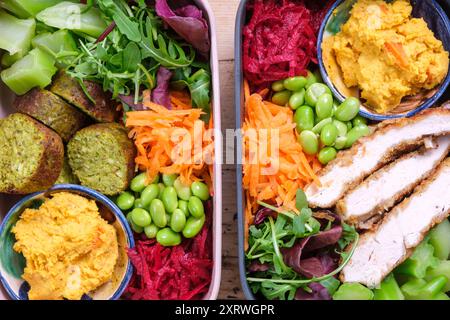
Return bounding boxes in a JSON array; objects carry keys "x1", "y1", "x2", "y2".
[
  {"x1": 242, "y1": 90, "x2": 322, "y2": 244},
  {"x1": 126, "y1": 90, "x2": 214, "y2": 187}
]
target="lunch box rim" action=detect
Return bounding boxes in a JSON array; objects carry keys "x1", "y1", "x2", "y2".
[
  {"x1": 234, "y1": 0, "x2": 257, "y2": 300},
  {"x1": 0, "y1": 0, "x2": 223, "y2": 301}
]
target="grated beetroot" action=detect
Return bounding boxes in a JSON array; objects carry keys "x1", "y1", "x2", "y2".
[
  {"x1": 243, "y1": 0, "x2": 334, "y2": 86},
  {"x1": 123, "y1": 200, "x2": 213, "y2": 300}
]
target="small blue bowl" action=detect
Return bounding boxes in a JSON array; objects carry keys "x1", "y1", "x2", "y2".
[
  {"x1": 317, "y1": 0, "x2": 450, "y2": 121},
  {"x1": 0, "y1": 184, "x2": 135, "y2": 300}
]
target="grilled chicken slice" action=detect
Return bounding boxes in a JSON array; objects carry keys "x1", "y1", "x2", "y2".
[
  {"x1": 336, "y1": 135, "x2": 450, "y2": 228},
  {"x1": 340, "y1": 158, "x2": 450, "y2": 288},
  {"x1": 305, "y1": 108, "x2": 450, "y2": 208}
]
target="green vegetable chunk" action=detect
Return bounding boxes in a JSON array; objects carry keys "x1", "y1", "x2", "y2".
[
  {"x1": 271, "y1": 80, "x2": 284, "y2": 92},
  {"x1": 32, "y1": 29, "x2": 79, "y2": 67},
  {"x1": 144, "y1": 224, "x2": 159, "y2": 239},
  {"x1": 426, "y1": 260, "x2": 450, "y2": 292},
  {"x1": 345, "y1": 124, "x2": 370, "y2": 148},
  {"x1": 334, "y1": 97, "x2": 360, "y2": 122},
  {"x1": 429, "y1": 219, "x2": 450, "y2": 260},
  {"x1": 333, "y1": 283, "x2": 374, "y2": 300},
  {"x1": 130, "y1": 172, "x2": 149, "y2": 193},
  {"x1": 283, "y1": 76, "x2": 307, "y2": 91},
  {"x1": 36, "y1": 2, "x2": 108, "y2": 38},
  {"x1": 320, "y1": 123, "x2": 338, "y2": 146},
  {"x1": 188, "y1": 196, "x2": 205, "y2": 218},
  {"x1": 0, "y1": 0, "x2": 68, "y2": 18},
  {"x1": 1, "y1": 48, "x2": 56, "y2": 95},
  {"x1": 140, "y1": 184, "x2": 159, "y2": 207},
  {"x1": 170, "y1": 209, "x2": 186, "y2": 233},
  {"x1": 174, "y1": 177, "x2": 192, "y2": 201},
  {"x1": 162, "y1": 186, "x2": 178, "y2": 213},
  {"x1": 373, "y1": 274, "x2": 405, "y2": 300},
  {"x1": 182, "y1": 215, "x2": 205, "y2": 238},
  {"x1": 395, "y1": 239, "x2": 439, "y2": 278},
  {"x1": 401, "y1": 276, "x2": 448, "y2": 300},
  {"x1": 289, "y1": 89, "x2": 305, "y2": 110},
  {"x1": 318, "y1": 147, "x2": 337, "y2": 165},
  {"x1": 305, "y1": 83, "x2": 331, "y2": 107},
  {"x1": 131, "y1": 208, "x2": 152, "y2": 227},
  {"x1": 0, "y1": 10, "x2": 35, "y2": 58},
  {"x1": 162, "y1": 173, "x2": 178, "y2": 187},
  {"x1": 315, "y1": 93, "x2": 333, "y2": 119},
  {"x1": 191, "y1": 181, "x2": 210, "y2": 201}
]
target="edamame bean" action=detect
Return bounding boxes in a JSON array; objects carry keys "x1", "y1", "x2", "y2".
[
  {"x1": 150, "y1": 199, "x2": 167, "y2": 228},
  {"x1": 298, "y1": 130, "x2": 319, "y2": 155},
  {"x1": 289, "y1": 89, "x2": 305, "y2": 110},
  {"x1": 320, "y1": 123, "x2": 338, "y2": 146},
  {"x1": 173, "y1": 177, "x2": 192, "y2": 200},
  {"x1": 162, "y1": 173, "x2": 178, "y2": 187},
  {"x1": 131, "y1": 208, "x2": 152, "y2": 227},
  {"x1": 127, "y1": 213, "x2": 144, "y2": 233},
  {"x1": 332, "y1": 120, "x2": 348, "y2": 137},
  {"x1": 162, "y1": 186, "x2": 178, "y2": 213},
  {"x1": 141, "y1": 184, "x2": 159, "y2": 207},
  {"x1": 305, "y1": 70, "x2": 318, "y2": 88},
  {"x1": 170, "y1": 209, "x2": 186, "y2": 233},
  {"x1": 116, "y1": 191, "x2": 135, "y2": 211},
  {"x1": 272, "y1": 90, "x2": 291, "y2": 106},
  {"x1": 318, "y1": 147, "x2": 337, "y2": 165},
  {"x1": 352, "y1": 115, "x2": 368, "y2": 127},
  {"x1": 316, "y1": 93, "x2": 333, "y2": 119},
  {"x1": 305, "y1": 83, "x2": 331, "y2": 107},
  {"x1": 182, "y1": 215, "x2": 206, "y2": 239},
  {"x1": 156, "y1": 228, "x2": 181, "y2": 246},
  {"x1": 294, "y1": 105, "x2": 315, "y2": 132},
  {"x1": 178, "y1": 200, "x2": 189, "y2": 217},
  {"x1": 284, "y1": 76, "x2": 307, "y2": 91},
  {"x1": 188, "y1": 196, "x2": 205, "y2": 218},
  {"x1": 334, "y1": 97, "x2": 360, "y2": 121},
  {"x1": 332, "y1": 100, "x2": 339, "y2": 116},
  {"x1": 345, "y1": 124, "x2": 370, "y2": 148},
  {"x1": 157, "y1": 183, "x2": 165, "y2": 199},
  {"x1": 133, "y1": 198, "x2": 145, "y2": 209},
  {"x1": 271, "y1": 80, "x2": 285, "y2": 92},
  {"x1": 312, "y1": 117, "x2": 332, "y2": 134},
  {"x1": 191, "y1": 181, "x2": 210, "y2": 201},
  {"x1": 144, "y1": 224, "x2": 159, "y2": 239},
  {"x1": 130, "y1": 172, "x2": 148, "y2": 192},
  {"x1": 334, "y1": 136, "x2": 347, "y2": 150}
]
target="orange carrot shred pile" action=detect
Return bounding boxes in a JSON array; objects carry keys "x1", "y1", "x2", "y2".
[
  {"x1": 242, "y1": 91, "x2": 322, "y2": 248},
  {"x1": 126, "y1": 90, "x2": 214, "y2": 189}
]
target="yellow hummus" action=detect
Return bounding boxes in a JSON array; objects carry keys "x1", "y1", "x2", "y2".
[
  {"x1": 12, "y1": 192, "x2": 119, "y2": 300},
  {"x1": 322, "y1": 0, "x2": 449, "y2": 113}
]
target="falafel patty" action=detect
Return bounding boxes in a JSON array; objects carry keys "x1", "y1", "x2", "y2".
[
  {"x1": 0, "y1": 113, "x2": 64, "y2": 194},
  {"x1": 14, "y1": 88, "x2": 90, "y2": 142},
  {"x1": 51, "y1": 72, "x2": 118, "y2": 123},
  {"x1": 67, "y1": 123, "x2": 136, "y2": 195}
]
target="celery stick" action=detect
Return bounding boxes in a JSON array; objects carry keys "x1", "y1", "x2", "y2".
[
  {"x1": 36, "y1": 2, "x2": 108, "y2": 38},
  {"x1": 433, "y1": 292, "x2": 450, "y2": 300},
  {"x1": 373, "y1": 274, "x2": 405, "y2": 300},
  {"x1": 395, "y1": 240, "x2": 438, "y2": 278},
  {"x1": 401, "y1": 276, "x2": 448, "y2": 300},
  {"x1": 333, "y1": 283, "x2": 374, "y2": 300},
  {"x1": 1, "y1": 48, "x2": 57, "y2": 95},
  {"x1": 429, "y1": 219, "x2": 450, "y2": 260},
  {"x1": 32, "y1": 30, "x2": 79, "y2": 67},
  {"x1": 426, "y1": 260, "x2": 450, "y2": 292},
  {"x1": 1, "y1": 52, "x2": 21, "y2": 67},
  {"x1": 0, "y1": 10, "x2": 35, "y2": 56}
]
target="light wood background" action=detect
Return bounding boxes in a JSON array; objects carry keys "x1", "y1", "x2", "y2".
[{"x1": 209, "y1": 0, "x2": 246, "y2": 299}]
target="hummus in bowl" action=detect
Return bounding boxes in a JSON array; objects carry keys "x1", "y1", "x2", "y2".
[
  {"x1": 318, "y1": 0, "x2": 450, "y2": 120},
  {"x1": 0, "y1": 185, "x2": 134, "y2": 300}
]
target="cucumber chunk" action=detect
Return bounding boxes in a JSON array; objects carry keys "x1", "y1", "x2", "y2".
[
  {"x1": 1, "y1": 48, "x2": 57, "y2": 95},
  {"x1": 0, "y1": 0, "x2": 68, "y2": 18},
  {"x1": 0, "y1": 9, "x2": 35, "y2": 57},
  {"x1": 32, "y1": 29, "x2": 79, "y2": 67},
  {"x1": 429, "y1": 219, "x2": 450, "y2": 260}
]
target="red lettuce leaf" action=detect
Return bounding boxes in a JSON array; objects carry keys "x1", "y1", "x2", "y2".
[
  {"x1": 151, "y1": 67, "x2": 173, "y2": 109},
  {"x1": 295, "y1": 282, "x2": 331, "y2": 300},
  {"x1": 254, "y1": 207, "x2": 277, "y2": 225},
  {"x1": 155, "y1": 0, "x2": 210, "y2": 56}
]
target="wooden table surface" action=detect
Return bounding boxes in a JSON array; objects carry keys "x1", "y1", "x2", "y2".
[{"x1": 208, "y1": 0, "x2": 246, "y2": 300}]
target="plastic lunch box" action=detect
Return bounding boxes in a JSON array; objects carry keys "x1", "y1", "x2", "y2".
[
  {"x1": 234, "y1": 0, "x2": 450, "y2": 300},
  {"x1": 0, "y1": 0, "x2": 222, "y2": 300}
]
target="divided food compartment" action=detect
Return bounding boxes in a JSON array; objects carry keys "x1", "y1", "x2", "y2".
[
  {"x1": 234, "y1": 0, "x2": 450, "y2": 300},
  {"x1": 0, "y1": 0, "x2": 222, "y2": 300}
]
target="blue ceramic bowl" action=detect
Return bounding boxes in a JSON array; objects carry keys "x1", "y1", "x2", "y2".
[
  {"x1": 317, "y1": 0, "x2": 450, "y2": 121},
  {"x1": 0, "y1": 184, "x2": 135, "y2": 300}
]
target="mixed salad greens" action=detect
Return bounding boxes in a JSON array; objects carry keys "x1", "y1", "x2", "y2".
[{"x1": 0, "y1": 0, "x2": 211, "y2": 115}]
